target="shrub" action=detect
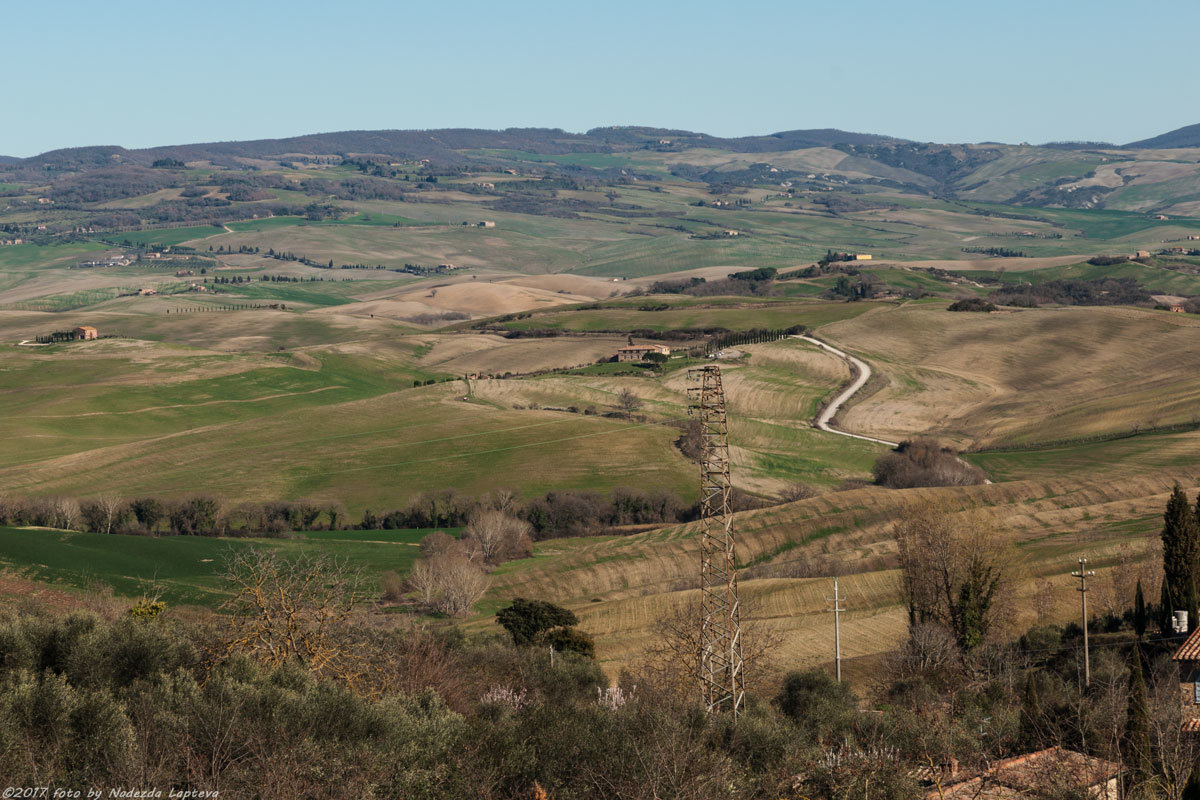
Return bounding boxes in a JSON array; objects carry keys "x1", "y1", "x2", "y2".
[
  {"x1": 380, "y1": 571, "x2": 404, "y2": 603},
  {"x1": 946, "y1": 297, "x2": 997, "y2": 312},
  {"x1": 541, "y1": 627, "x2": 596, "y2": 659},
  {"x1": 775, "y1": 669, "x2": 857, "y2": 744},
  {"x1": 497, "y1": 598, "x2": 578, "y2": 646},
  {"x1": 872, "y1": 439, "x2": 987, "y2": 489}
]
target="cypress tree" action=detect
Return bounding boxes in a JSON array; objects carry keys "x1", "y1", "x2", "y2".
[
  {"x1": 1134, "y1": 579, "x2": 1147, "y2": 638},
  {"x1": 1161, "y1": 577, "x2": 1175, "y2": 635},
  {"x1": 1161, "y1": 484, "x2": 1200, "y2": 624},
  {"x1": 1019, "y1": 672, "x2": 1044, "y2": 750},
  {"x1": 1124, "y1": 648, "x2": 1153, "y2": 794},
  {"x1": 1189, "y1": 578, "x2": 1199, "y2": 633}
]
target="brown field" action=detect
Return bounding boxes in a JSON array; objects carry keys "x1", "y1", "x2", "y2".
[
  {"x1": 478, "y1": 469, "x2": 1183, "y2": 676},
  {"x1": 819, "y1": 302, "x2": 1200, "y2": 447}
]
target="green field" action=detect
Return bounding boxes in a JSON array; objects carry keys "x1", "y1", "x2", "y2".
[
  {"x1": 0, "y1": 525, "x2": 445, "y2": 606},
  {"x1": 964, "y1": 258, "x2": 1200, "y2": 295},
  {"x1": 106, "y1": 225, "x2": 226, "y2": 247}
]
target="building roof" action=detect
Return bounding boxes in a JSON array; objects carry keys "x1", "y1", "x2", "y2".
[
  {"x1": 931, "y1": 748, "x2": 1119, "y2": 799},
  {"x1": 1173, "y1": 627, "x2": 1200, "y2": 661},
  {"x1": 73, "y1": 325, "x2": 97, "y2": 332}
]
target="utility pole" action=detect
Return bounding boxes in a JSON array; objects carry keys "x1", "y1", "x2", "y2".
[
  {"x1": 827, "y1": 577, "x2": 845, "y2": 682},
  {"x1": 688, "y1": 365, "x2": 744, "y2": 718},
  {"x1": 1073, "y1": 557, "x2": 1095, "y2": 687}
]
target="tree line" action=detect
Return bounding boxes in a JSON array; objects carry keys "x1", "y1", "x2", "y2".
[{"x1": 0, "y1": 486, "x2": 700, "y2": 540}]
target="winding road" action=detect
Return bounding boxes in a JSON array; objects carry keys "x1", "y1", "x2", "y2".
[
  {"x1": 794, "y1": 334, "x2": 899, "y2": 447},
  {"x1": 797, "y1": 334, "x2": 992, "y2": 483}
]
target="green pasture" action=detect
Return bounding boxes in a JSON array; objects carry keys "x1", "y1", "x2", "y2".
[
  {"x1": 213, "y1": 278, "x2": 413, "y2": 307},
  {"x1": 963, "y1": 259, "x2": 1200, "y2": 295},
  {"x1": 0, "y1": 242, "x2": 106, "y2": 270},
  {"x1": 965, "y1": 428, "x2": 1200, "y2": 484},
  {"x1": 965, "y1": 202, "x2": 1197, "y2": 241},
  {"x1": 0, "y1": 525, "x2": 438, "y2": 607},
  {"x1": 107, "y1": 226, "x2": 226, "y2": 247}
]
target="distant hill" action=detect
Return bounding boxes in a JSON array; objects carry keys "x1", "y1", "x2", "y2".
[
  {"x1": 16, "y1": 126, "x2": 908, "y2": 170},
  {"x1": 0, "y1": 155, "x2": 17, "y2": 165},
  {"x1": 1124, "y1": 123, "x2": 1200, "y2": 149}
]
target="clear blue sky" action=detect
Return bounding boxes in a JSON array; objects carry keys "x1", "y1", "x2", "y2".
[{"x1": 7, "y1": 0, "x2": 1198, "y2": 157}]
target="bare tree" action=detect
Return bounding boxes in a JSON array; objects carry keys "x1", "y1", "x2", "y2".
[
  {"x1": 1149, "y1": 656, "x2": 1200, "y2": 800},
  {"x1": 1033, "y1": 577, "x2": 1057, "y2": 626},
  {"x1": 617, "y1": 388, "x2": 642, "y2": 417},
  {"x1": 633, "y1": 596, "x2": 780, "y2": 704},
  {"x1": 432, "y1": 556, "x2": 488, "y2": 616},
  {"x1": 405, "y1": 560, "x2": 438, "y2": 607},
  {"x1": 96, "y1": 493, "x2": 125, "y2": 535},
  {"x1": 463, "y1": 510, "x2": 532, "y2": 565},
  {"x1": 52, "y1": 497, "x2": 81, "y2": 531},
  {"x1": 778, "y1": 482, "x2": 817, "y2": 503},
  {"x1": 893, "y1": 502, "x2": 1016, "y2": 650},
  {"x1": 1098, "y1": 542, "x2": 1141, "y2": 618},
  {"x1": 220, "y1": 548, "x2": 368, "y2": 682},
  {"x1": 488, "y1": 488, "x2": 519, "y2": 514}
]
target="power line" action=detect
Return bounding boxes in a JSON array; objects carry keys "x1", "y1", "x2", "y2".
[
  {"x1": 689, "y1": 365, "x2": 745, "y2": 719},
  {"x1": 827, "y1": 576, "x2": 846, "y2": 682}
]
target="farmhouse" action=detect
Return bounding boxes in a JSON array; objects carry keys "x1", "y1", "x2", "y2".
[
  {"x1": 478, "y1": 220, "x2": 496, "y2": 228},
  {"x1": 616, "y1": 343, "x2": 671, "y2": 362},
  {"x1": 853, "y1": 254, "x2": 873, "y2": 261},
  {"x1": 1136, "y1": 250, "x2": 1152, "y2": 258},
  {"x1": 723, "y1": 229, "x2": 740, "y2": 237},
  {"x1": 921, "y1": 748, "x2": 1119, "y2": 799},
  {"x1": 72, "y1": 326, "x2": 98, "y2": 341}
]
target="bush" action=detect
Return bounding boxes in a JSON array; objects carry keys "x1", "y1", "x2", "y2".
[
  {"x1": 496, "y1": 598, "x2": 578, "y2": 646},
  {"x1": 541, "y1": 626, "x2": 596, "y2": 659},
  {"x1": 872, "y1": 439, "x2": 987, "y2": 489},
  {"x1": 775, "y1": 670, "x2": 857, "y2": 744},
  {"x1": 380, "y1": 571, "x2": 404, "y2": 602},
  {"x1": 947, "y1": 297, "x2": 997, "y2": 312},
  {"x1": 167, "y1": 495, "x2": 221, "y2": 535}
]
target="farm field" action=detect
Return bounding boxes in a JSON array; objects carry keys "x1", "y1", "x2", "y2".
[
  {"x1": 817, "y1": 301, "x2": 1200, "y2": 447},
  {"x1": 6, "y1": 124, "x2": 1200, "y2": 685},
  {"x1": 473, "y1": 468, "x2": 1185, "y2": 674},
  {"x1": 0, "y1": 525, "x2": 446, "y2": 607}
]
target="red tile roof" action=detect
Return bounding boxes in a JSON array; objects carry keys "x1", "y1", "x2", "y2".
[{"x1": 1173, "y1": 628, "x2": 1200, "y2": 661}]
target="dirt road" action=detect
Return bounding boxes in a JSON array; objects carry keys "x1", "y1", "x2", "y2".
[{"x1": 794, "y1": 335, "x2": 899, "y2": 447}]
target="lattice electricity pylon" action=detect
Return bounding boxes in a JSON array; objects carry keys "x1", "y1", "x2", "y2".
[{"x1": 687, "y1": 365, "x2": 745, "y2": 717}]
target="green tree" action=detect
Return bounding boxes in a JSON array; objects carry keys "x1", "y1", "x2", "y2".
[
  {"x1": 775, "y1": 669, "x2": 856, "y2": 745},
  {"x1": 1019, "y1": 672, "x2": 1044, "y2": 750},
  {"x1": 1161, "y1": 484, "x2": 1200, "y2": 625},
  {"x1": 496, "y1": 598, "x2": 578, "y2": 646},
  {"x1": 1161, "y1": 577, "x2": 1175, "y2": 635},
  {"x1": 1135, "y1": 578, "x2": 1148, "y2": 638},
  {"x1": 541, "y1": 626, "x2": 595, "y2": 659},
  {"x1": 1124, "y1": 649, "x2": 1153, "y2": 794}
]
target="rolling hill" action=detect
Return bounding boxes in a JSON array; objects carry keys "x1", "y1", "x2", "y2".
[{"x1": 1124, "y1": 122, "x2": 1200, "y2": 149}]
